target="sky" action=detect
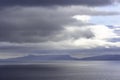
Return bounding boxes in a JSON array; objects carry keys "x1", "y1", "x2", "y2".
[{"x1": 0, "y1": 0, "x2": 120, "y2": 59}]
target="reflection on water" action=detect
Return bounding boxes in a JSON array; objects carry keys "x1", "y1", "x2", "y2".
[{"x1": 0, "y1": 61, "x2": 120, "y2": 80}]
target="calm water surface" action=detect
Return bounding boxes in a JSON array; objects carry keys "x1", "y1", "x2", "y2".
[{"x1": 0, "y1": 61, "x2": 120, "y2": 80}]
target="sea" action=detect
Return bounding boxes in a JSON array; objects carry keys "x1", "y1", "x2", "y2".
[{"x1": 0, "y1": 61, "x2": 120, "y2": 80}]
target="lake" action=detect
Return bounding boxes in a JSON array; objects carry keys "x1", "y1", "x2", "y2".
[{"x1": 0, "y1": 61, "x2": 120, "y2": 80}]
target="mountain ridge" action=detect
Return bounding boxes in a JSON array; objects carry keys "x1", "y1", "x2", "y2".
[
  {"x1": 1, "y1": 54, "x2": 120, "y2": 62},
  {"x1": 80, "y1": 54, "x2": 120, "y2": 60},
  {"x1": 0, "y1": 55, "x2": 78, "y2": 61}
]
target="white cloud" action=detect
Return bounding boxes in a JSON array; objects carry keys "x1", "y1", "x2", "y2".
[
  {"x1": 48, "y1": 25, "x2": 120, "y2": 49},
  {"x1": 89, "y1": 25, "x2": 117, "y2": 39},
  {"x1": 72, "y1": 15, "x2": 91, "y2": 22}
]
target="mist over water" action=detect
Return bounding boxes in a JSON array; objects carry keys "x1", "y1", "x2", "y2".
[{"x1": 0, "y1": 61, "x2": 120, "y2": 80}]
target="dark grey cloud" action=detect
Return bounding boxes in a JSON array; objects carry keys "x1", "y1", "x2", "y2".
[
  {"x1": 0, "y1": 7, "x2": 75, "y2": 43},
  {"x1": 0, "y1": 7, "x2": 119, "y2": 43},
  {"x1": 0, "y1": 0, "x2": 114, "y2": 7}
]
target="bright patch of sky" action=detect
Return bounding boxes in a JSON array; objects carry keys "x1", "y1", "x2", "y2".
[{"x1": 90, "y1": 4, "x2": 120, "y2": 25}]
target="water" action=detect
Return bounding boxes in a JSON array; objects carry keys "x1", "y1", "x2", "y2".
[{"x1": 0, "y1": 61, "x2": 120, "y2": 80}]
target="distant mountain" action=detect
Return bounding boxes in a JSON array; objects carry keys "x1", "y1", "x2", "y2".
[
  {"x1": 80, "y1": 55, "x2": 120, "y2": 60},
  {"x1": 1, "y1": 54, "x2": 120, "y2": 62},
  {"x1": 0, "y1": 55, "x2": 77, "y2": 62}
]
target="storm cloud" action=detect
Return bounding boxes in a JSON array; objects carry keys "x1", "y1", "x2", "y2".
[
  {"x1": 0, "y1": 0, "x2": 115, "y2": 7},
  {"x1": 0, "y1": 0, "x2": 120, "y2": 59},
  {"x1": 0, "y1": 6, "x2": 119, "y2": 43}
]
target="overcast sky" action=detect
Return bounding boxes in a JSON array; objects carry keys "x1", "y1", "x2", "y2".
[{"x1": 0, "y1": 0, "x2": 120, "y2": 59}]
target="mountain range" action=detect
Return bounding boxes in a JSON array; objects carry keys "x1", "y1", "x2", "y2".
[
  {"x1": 0, "y1": 55, "x2": 77, "y2": 62},
  {"x1": 1, "y1": 54, "x2": 120, "y2": 62},
  {"x1": 80, "y1": 54, "x2": 120, "y2": 60}
]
